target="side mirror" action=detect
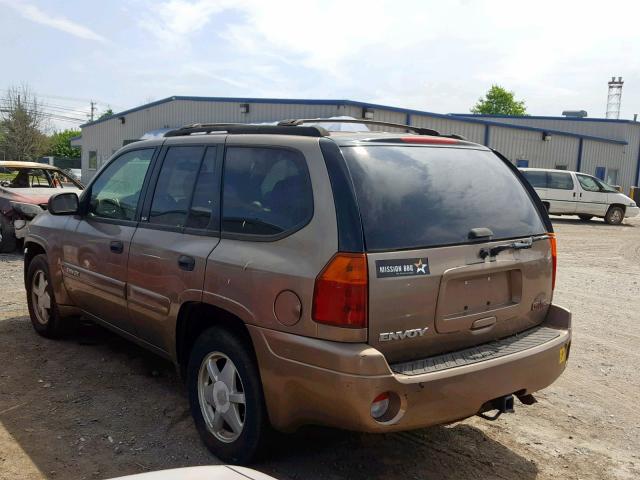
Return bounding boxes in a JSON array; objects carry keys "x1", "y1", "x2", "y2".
[{"x1": 48, "y1": 192, "x2": 79, "y2": 215}]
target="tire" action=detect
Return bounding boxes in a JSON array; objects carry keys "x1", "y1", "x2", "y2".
[
  {"x1": 187, "y1": 327, "x2": 269, "y2": 464},
  {"x1": 578, "y1": 215, "x2": 593, "y2": 222},
  {"x1": 26, "y1": 254, "x2": 68, "y2": 338},
  {"x1": 604, "y1": 206, "x2": 624, "y2": 225},
  {"x1": 0, "y1": 214, "x2": 17, "y2": 253}
]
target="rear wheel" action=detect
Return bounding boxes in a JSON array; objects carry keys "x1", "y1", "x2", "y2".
[
  {"x1": 578, "y1": 215, "x2": 593, "y2": 222},
  {"x1": 26, "y1": 254, "x2": 68, "y2": 338},
  {"x1": 187, "y1": 327, "x2": 268, "y2": 464},
  {"x1": 604, "y1": 206, "x2": 624, "y2": 225},
  {"x1": 0, "y1": 214, "x2": 17, "y2": 253}
]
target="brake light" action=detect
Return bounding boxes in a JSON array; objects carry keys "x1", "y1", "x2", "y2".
[
  {"x1": 312, "y1": 253, "x2": 368, "y2": 328},
  {"x1": 549, "y1": 233, "x2": 557, "y2": 290},
  {"x1": 399, "y1": 136, "x2": 458, "y2": 144}
]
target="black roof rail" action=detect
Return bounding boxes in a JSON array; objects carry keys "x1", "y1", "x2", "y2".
[
  {"x1": 164, "y1": 123, "x2": 328, "y2": 138},
  {"x1": 277, "y1": 118, "x2": 442, "y2": 136}
]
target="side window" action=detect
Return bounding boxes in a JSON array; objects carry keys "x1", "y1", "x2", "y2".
[
  {"x1": 547, "y1": 172, "x2": 574, "y2": 190},
  {"x1": 88, "y1": 149, "x2": 154, "y2": 221},
  {"x1": 577, "y1": 174, "x2": 601, "y2": 192},
  {"x1": 522, "y1": 170, "x2": 547, "y2": 188},
  {"x1": 148, "y1": 146, "x2": 204, "y2": 228},
  {"x1": 186, "y1": 148, "x2": 219, "y2": 230},
  {"x1": 222, "y1": 147, "x2": 313, "y2": 236},
  {"x1": 88, "y1": 151, "x2": 98, "y2": 170}
]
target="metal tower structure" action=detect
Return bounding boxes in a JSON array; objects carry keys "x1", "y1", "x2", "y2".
[{"x1": 606, "y1": 76, "x2": 623, "y2": 119}]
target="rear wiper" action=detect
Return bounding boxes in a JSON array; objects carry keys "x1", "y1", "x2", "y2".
[{"x1": 479, "y1": 237, "x2": 534, "y2": 260}]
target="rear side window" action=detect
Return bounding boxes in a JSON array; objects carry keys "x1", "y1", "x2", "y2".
[
  {"x1": 547, "y1": 172, "x2": 574, "y2": 190},
  {"x1": 522, "y1": 170, "x2": 547, "y2": 188},
  {"x1": 342, "y1": 146, "x2": 546, "y2": 251},
  {"x1": 149, "y1": 146, "x2": 204, "y2": 227},
  {"x1": 222, "y1": 147, "x2": 313, "y2": 236}
]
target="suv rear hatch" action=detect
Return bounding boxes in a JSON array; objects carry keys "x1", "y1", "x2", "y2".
[{"x1": 341, "y1": 142, "x2": 553, "y2": 363}]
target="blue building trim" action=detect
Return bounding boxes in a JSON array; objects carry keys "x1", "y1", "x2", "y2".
[
  {"x1": 451, "y1": 113, "x2": 633, "y2": 124},
  {"x1": 484, "y1": 125, "x2": 490, "y2": 146},
  {"x1": 78, "y1": 96, "x2": 628, "y2": 145},
  {"x1": 576, "y1": 138, "x2": 584, "y2": 172},
  {"x1": 405, "y1": 113, "x2": 411, "y2": 126}
]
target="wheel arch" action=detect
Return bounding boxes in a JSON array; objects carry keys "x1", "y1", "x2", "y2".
[
  {"x1": 23, "y1": 240, "x2": 47, "y2": 287},
  {"x1": 175, "y1": 301, "x2": 256, "y2": 379},
  {"x1": 608, "y1": 202, "x2": 626, "y2": 214}
]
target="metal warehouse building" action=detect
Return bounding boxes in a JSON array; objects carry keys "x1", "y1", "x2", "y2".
[{"x1": 76, "y1": 96, "x2": 640, "y2": 192}]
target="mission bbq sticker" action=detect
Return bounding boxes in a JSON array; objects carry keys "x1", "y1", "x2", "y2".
[{"x1": 376, "y1": 258, "x2": 430, "y2": 278}]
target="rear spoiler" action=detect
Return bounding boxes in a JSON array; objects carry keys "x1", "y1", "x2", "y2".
[{"x1": 491, "y1": 149, "x2": 554, "y2": 233}]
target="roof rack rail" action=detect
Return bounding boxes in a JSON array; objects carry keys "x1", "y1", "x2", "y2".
[
  {"x1": 164, "y1": 123, "x2": 328, "y2": 138},
  {"x1": 277, "y1": 118, "x2": 442, "y2": 136}
]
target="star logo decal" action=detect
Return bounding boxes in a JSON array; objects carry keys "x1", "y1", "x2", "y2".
[{"x1": 414, "y1": 258, "x2": 427, "y2": 274}]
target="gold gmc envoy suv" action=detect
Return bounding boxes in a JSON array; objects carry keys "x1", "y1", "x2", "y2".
[{"x1": 23, "y1": 119, "x2": 571, "y2": 463}]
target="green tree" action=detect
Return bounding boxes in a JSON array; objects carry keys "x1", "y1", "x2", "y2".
[
  {"x1": 471, "y1": 85, "x2": 527, "y2": 116},
  {"x1": 0, "y1": 85, "x2": 49, "y2": 161},
  {"x1": 98, "y1": 108, "x2": 114, "y2": 120},
  {"x1": 46, "y1": 129, "x2": 81, "y2": 158}
]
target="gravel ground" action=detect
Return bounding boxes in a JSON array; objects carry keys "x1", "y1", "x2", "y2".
[{"x1": 1, "y1": 216, "x2": 639, "y2": 480}]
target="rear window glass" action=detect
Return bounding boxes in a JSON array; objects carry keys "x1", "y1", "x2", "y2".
[{"x1": 342, "y1": 146, "x2": 546, "y2": 251}]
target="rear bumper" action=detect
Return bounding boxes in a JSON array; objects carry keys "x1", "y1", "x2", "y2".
[{"x1": 249, "y1": 304, "x2": 571, "y2": 433}]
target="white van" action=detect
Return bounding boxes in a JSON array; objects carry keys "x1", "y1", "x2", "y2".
[{"x1": 520, "y1": 168, "x2": 639, "y2": 224}]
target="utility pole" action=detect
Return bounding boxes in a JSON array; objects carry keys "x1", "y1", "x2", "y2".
[{"x1": 90, "y1": 100, "x2": 96, "y2": 121}]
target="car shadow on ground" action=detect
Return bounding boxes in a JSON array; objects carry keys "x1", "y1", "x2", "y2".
[
  {"x1": 549, "y1": 215, "x2": 635, "y2": 227},
  {"x1": 0, "y1": 316, "x2": 538, "y2": 480}
]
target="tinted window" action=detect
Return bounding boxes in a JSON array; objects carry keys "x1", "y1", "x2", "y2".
[
  {"x1": 89, "y1": 149, "x2": 154, "y2": 221},
  {"x1": 547, "y1": 172, "x2": 574, "y2": 190},
  {"x1": 577, "y1": 174, "x2": 601, "y2": 192},
  {"x1": 522, "y1": 170, "x2": 547, "y2": 188},
  {"x1": 186, "y1": 148, "x2": 219, "y2": 230},
  {"x1": 222, "y1": 147, "x2": 313, "y2": 236},
  {"x1": 149, "y1": 146, "x2": 204, "y2": 227},
  {"x1": 89, "y1": 151, "x2": 98, "y2": 170},
  {"x1": 342, "y1": 146, "x2": 546, "y2": 251}
]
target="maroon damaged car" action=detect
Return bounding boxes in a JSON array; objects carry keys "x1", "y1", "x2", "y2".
[{"x1": 0, "y1": 161, "x2": 83, "y2": 252}]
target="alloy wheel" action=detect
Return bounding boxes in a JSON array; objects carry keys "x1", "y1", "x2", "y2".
[{"x1": 197, "y1": 352, "x2": 246, "y2": 443}]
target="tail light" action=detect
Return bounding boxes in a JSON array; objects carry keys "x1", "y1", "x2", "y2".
[
  {"x1": 312, "y1": 253, "x2": 368, "y2": 328},
  {"x1": 549, "y1": 233, "x2": 557, "y2": 290}
]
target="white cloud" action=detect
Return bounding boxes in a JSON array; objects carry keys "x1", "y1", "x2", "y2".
[{"x1": 1, "y1": 0, "x2": 107, "y2": 43}]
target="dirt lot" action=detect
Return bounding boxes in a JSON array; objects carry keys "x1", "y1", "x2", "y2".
[{"x1": 1, "y1": 216, "x2": 639, "y2": 480}]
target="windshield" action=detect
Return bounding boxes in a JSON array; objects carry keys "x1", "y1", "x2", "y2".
[
  {"x1": 0, "y1": 167, "x2": 82, "y2": 189},
  {"x1": 342, "y1": 146, "x2": 546, "y2": 251}
]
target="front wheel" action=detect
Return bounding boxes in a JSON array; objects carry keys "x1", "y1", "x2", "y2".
[
  {"x1": 187, "y1": 327, "x2": 269, "y2": 464},
  {"x1": 604, "y1": 206, "x2": 624, "y2": 225},
  {"x1": 26, "y1": 254, "x2": 68, "y2": 338}
]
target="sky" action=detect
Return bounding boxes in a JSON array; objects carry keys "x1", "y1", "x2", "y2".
[{"x1": 2, "y1": 0, "x2": 640, "y2": 131}]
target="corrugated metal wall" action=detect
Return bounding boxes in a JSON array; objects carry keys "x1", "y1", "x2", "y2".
[
  {"x1": 488, "y1": 126, "x2": 580, "y2": 171},
  {"x1": 80, "y1": 99, "x2": 640, "y2": 191},
  {"x1": 581, "y1": 140, "x2": 631, "y2": 186},
  {"x1": 452, "y1": 116, "x2": 640, "y2": 190},
  {"x1": 81, "y1": 100, "x2": 352, "y2": 179}
]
